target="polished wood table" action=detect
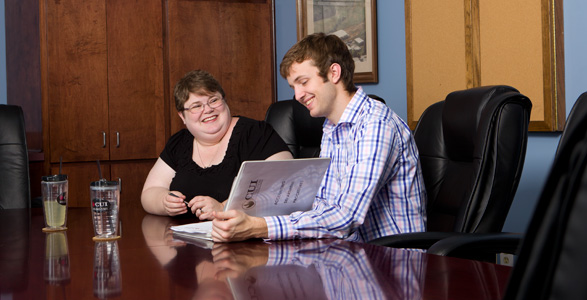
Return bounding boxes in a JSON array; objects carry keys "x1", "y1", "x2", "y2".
[{"x1": 0, "y1": 208, "x2": 511, "y2": 299}]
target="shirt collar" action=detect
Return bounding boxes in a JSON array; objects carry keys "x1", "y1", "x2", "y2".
[{"x1": 324, "y1": 87, "x2": 368, "y2": 131}]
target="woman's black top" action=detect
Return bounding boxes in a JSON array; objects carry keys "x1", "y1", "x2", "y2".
[{"x1": 160, "y1": 117, "x2": 289, "y2": 215}]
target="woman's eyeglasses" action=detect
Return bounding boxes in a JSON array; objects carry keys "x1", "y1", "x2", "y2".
[{"x1": 182, "y1": 97, "x2": 224, "y2": 114}]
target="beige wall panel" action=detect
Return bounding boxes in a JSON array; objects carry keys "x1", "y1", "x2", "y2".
[
  {"x1": 409, "y1": 0, "x2": 467, "y2": 123},
  {"x1": 479, "y1": 0, "x2": 544, "y2": 121}
]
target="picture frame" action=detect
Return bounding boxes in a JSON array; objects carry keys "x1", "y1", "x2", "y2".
[{"x1": 296, "y1": 0, "x2": 378, "y2": 83}]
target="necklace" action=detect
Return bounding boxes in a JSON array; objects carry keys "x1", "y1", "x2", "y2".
[{"x1": 195, "y1": 140, "x2": 217, "y2": 168}]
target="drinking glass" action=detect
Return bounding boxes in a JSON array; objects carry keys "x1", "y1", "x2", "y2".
[
  {"x1": 41, "y1": 174, "x2": 68, "y2": 231},
  {"x1": 90, "y1": 179, "x2": 120, "y2": 240}
]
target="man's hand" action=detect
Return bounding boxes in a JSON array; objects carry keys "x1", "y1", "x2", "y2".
[{"x1": 211, "y1": 210, "x2": 268, "y2": 242}]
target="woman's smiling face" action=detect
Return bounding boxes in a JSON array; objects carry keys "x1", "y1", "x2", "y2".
[{"x1": 179, "y1": 92, "x2": 231, "y2": 140}]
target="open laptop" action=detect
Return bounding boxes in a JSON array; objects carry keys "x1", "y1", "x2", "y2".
[{"x1": 171, "y1": 157, "x2": 331, "y2": 241}]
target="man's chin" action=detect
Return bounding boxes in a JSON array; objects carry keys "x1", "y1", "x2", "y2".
[{"x1": 308, "y1": 109, "x2": 321, "y2": 118}]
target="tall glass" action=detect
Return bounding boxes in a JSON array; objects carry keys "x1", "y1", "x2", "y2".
[
  {"x1": 41, "y1": 174, "x2": 68, "y2": 231},
  {"x1": 90, "y1": 179, "x2": 120, "y2": 240}
]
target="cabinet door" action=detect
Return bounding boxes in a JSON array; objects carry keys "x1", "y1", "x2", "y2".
[
  {"x1": 107, "y1": 0, "x2": 166, "y2": 160},
  {"x1": 44, "y1": 0, "x2": 109, "y2": 163},
  {"x1": 167, "y1": 0, "x2": 276, "y2": 134},
  {"x1": 110, "y1": 160, "x2": 155, "y2": 213}
]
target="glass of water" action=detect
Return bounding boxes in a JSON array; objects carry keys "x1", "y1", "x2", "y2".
[{"x1": 90, "y1": 179, "x2": 120, "y2": 240}]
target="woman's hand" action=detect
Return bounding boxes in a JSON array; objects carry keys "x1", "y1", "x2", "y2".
[
  {"x1": 164, "y1": 191, "x2": 188, "y2": 216},
  {"x1": 188, "y1": 196, "x2": 224, "y2": 220}
]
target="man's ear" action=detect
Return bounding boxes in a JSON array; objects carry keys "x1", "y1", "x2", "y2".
[{"x1": 328, "y1": 63, "x2": 342, "y2": 84}]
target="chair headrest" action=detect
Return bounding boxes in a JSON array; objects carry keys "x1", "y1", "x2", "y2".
[
  {"x1": 0, "y1": 105, "x2": 27, "y2": 145},
  {"x1": 441, "y1": 85, "x2": 528, "y2": 160}
]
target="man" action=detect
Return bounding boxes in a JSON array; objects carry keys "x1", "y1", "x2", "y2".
[{"x1": 211, "y1": 33, "x2": 426, "y2": 242}]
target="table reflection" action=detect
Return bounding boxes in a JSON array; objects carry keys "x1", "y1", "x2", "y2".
[
  {"x1": 141, "y1": 214, "x2": 425, "y2": 300},
  {"x1": 0, "y1": 209, "x2": 29, "y2": 294},
  {"x1": 0, "y1": 208, "x2": 509, "y2": 299},
  {"x1": 44, "y1": 232, "x2": 70, "y2": 285},
  {"x1": 141, "y1": 214, "x2": 216, "y2": 299},
  {"x1": 93, "y1": 240, "x2": 122, "y2": 299},
  {"x1": 213, "y1": 240, "x2": 425, "y2": 300}
]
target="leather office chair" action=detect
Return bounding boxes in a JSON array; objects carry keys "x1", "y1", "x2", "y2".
[
  {"x1": 265, "y1": 95, "x2": 385, "y2": 158},
  {"x1": 265, "y1": 99, "x2": 324, "y2": 158},
  {"x1": 428, "y1": 92, "x2": 587, "y2": 263},
  {"x1": 370, "y1": 85, "x2": 532, "y2": 248},
  {"x1": 428, "y1": 92, "x2": 587, "y2": 300},
  {"x1": 0, "y1": 105, "x2": 31, "y2": 209}
]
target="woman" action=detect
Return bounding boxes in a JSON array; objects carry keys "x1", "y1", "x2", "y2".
[{"x1": 141, "y1": 70, "x2": 292, "y2": 219}]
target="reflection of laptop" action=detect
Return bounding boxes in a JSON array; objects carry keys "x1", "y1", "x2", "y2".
[{"x1": 171, "y1": 158, "x2": 331, "y2": 241}]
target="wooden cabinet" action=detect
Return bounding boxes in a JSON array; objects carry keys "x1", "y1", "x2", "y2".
[
  {"x1": 42, "y1": 0, "x2": 165, "y2": 164},
  {"x1": 7, "y1": 0, "x2": 277, "y2": 207},
  {"x1": 39, "y1": 0, "x2": 166, "y2": 207},
  {"x1": 166, "y1": 0, "x2": 277, "y2": 133}
]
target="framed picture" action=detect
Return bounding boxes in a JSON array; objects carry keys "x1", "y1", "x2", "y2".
[{"x1": 296, "y1": 0, "x2": 378, "y2": 83}]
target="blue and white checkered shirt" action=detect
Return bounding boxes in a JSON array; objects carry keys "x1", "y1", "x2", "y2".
[{"x1": 264, "y1": 88, "x2": 426, "y2": 242}]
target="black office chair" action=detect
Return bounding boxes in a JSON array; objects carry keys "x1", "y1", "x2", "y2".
[
  {"x1": 0, "y1": 105, "x2": 31, "y2": 209},
  {"x1": 427, "y1": 92, "x2": 587, "y2": 263},
  {"x1": 370, "y1": 85, "x2": 532, "y2": 248},
  {"x1": 427, "y1": 92, "x2": 587, "y2": 300},
  {"x1": 265, "y1": 95, "x2": 385, "y2": 158},
  {"x1": 265, "y1": 99, "x2": 324, "y2": 159}
]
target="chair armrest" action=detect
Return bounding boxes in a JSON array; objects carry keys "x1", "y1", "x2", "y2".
[
  {"x1": 427, "y1": 233, "x2": 523, "y2": 262},
  {"x1": 369, "y1": 232, "x2": 470, "y2": 249}
]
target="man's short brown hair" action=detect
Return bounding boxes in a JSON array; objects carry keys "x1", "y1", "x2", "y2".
[{"x1": 280, "y1": 33, "x2": 357, "y2": 94}]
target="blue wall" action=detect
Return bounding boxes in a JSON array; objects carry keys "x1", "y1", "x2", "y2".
[
  {"x1": 275, "y1": 1, "x2": 587, "y2": 233},
  {"x1": 509, "y1": 1, "x2": 587, "y2": 232},
  {"x1": 1, "y1": 1, "x2": 585, "y2": 232}
]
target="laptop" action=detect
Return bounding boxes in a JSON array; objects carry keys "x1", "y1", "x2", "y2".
[{"x1": 171, "y1": 157, "x2": 331, "y2": 241}]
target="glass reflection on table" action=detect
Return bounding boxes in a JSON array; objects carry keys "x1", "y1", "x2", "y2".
[
  {"x1": 44, "y1": 231, "x2": 71, "y2": 284},
  {"x1": 93, "y1": 240, "x2": 122, "y2": 299},
  {"x1": 44, "y1": 231, "x2": 70, "y2": 299}
]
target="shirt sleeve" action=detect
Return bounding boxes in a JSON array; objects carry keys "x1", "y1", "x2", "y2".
[
  {"x1": 265, "y1": 118, "x2": 398, "y2": 240},
  {"x1": 159, "y1": 129, "x2": 190, "y2": 171}
]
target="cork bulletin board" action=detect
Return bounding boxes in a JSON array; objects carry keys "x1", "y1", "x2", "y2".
[{"x1": 406, "y1": 0, "x2": 565, "y2": 131}]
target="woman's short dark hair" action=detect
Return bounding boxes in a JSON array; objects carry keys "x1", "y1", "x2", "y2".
[{"x1": 173, "y1": 70, "x2": 226, "y2": 112}]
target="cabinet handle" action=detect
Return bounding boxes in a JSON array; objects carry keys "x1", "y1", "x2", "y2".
[
  {"x1": 118, "y1": 177, "x2": 122, "y2": 194},
  {"x1": 116, "y1": 131, "x2": 120, "y2": 148},
  {"x1": 102, "y1": 131, "x2": 106, "y2": 148}
]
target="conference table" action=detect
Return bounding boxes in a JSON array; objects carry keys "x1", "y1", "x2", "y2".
[{"x1": 0, "y1": 207, "x2": 512, "y2": 299}]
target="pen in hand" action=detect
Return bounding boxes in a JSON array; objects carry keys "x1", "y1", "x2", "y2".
[{"x1": 168, "y1": 192, "x2": 190, "y2": 209}]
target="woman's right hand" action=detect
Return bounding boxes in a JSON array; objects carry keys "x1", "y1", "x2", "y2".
[{"x1": 164, "y1": 191, "x2": 188, "y2": 216}]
